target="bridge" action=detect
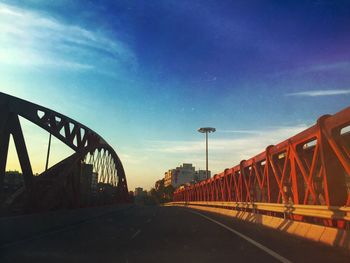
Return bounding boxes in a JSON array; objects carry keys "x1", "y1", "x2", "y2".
[
  {"x1": 1, "y1": 93, "x2": 350, "y2": 262},
  {"x1": 0, "y1": 92, "x2": 129, "y2": 212}
]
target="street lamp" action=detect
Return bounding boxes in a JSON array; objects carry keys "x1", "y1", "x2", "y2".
[{"x1": 198, "y1": 127, "x2": 216, "y2": 179}]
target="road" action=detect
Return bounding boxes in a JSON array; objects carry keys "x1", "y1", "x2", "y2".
[{"x1": 1, "y1": 205, "x2": 349, "y2": 262}]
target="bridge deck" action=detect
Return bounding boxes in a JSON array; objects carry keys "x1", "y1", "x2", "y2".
[{"x1": 1, "y1": 205, "x2": 349, "y2": 262}]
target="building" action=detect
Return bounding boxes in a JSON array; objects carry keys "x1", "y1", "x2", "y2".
[
  {"x1": 134, "y1": 187, "x2": 147, "y2": 197},
  {"x1": 134, "y1": 187, "x2": 148, "y2": 204},
  {"x1": 3, "y1": 171, "x2": 24, "y2": 193},
  {"x1": 164, "y1": 163, "x2": 211, "y2": 188},
  {"x1": 194, "y1": 170, "x2": 208, "y2": 182},
  {"x1": 164, "y1": 169, "x2": 176, "y2": 188},
  {"x1": 155, "y1": 179, "x2": 164, "y2": 191},
  {"x1": 80, "y1": 163, "x2": 94, "y2": 205},
  {"x1": 91, "y1": 172, "x2": 98, "y2": 196}
]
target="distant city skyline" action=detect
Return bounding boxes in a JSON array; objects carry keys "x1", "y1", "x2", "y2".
[{"x1": 1, "y1": 1, "x2": 350, "y2": 190}]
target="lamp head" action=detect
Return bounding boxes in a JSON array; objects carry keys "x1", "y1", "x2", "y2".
[{"x1": 198, "y1": 127, "x2": 216, "y2": 133}]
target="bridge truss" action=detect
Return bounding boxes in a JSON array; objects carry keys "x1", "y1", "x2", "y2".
[
  {"x1": 0, "y1": 92, "x2": 128, "y2": 211},
  {"x1": 174, "y1": 106, "x2": 350, "y2": 228}
]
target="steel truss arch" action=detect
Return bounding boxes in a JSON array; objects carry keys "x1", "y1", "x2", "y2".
[{"x1": 0, "y1": 92, "x2": 128, "y2": 210}]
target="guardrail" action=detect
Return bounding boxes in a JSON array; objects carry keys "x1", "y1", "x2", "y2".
[
  {"x1": 174, "y1": 106, "x2": 350, "y2": 226},
  {"x1": 171, "y1": 201, "x2": 350, "y2": 222}
]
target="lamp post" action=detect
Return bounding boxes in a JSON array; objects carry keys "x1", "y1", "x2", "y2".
[{"x1": 198, "y1": 127, "x2": 216, "y2": 179}]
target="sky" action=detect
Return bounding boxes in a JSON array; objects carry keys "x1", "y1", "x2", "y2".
[{"x1": 1, "y1": 0, "x2": 350, "y2": 191}]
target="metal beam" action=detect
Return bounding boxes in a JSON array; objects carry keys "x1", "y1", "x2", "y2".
[
  {"x1": 0, "y1": 110, "x2": 10, "y2": 196},
  {"x1": 8, "y1": 113, "x2": 33, "y2": 188}
]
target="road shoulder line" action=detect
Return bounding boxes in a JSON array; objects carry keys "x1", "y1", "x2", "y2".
[{"x1": 189, "y1": 210, "x2": 292, "y2": 263}]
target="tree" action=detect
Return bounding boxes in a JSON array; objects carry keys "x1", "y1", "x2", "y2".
[
  {"x1": 163, "y1": 185, "x2": 175, "y2": 201},
  {"x1": 146, "y1": 181, "x2": 175, "y2": 204}
]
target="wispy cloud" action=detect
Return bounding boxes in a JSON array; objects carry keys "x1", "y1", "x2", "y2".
[
  {"x1": 0, "y1": 3, "x2": 136, "y2": 72},
  {"x1": 216, "y1": 129, "x2": 261, "y2": 134},
  {"x1": 0, "y1": 49, "x2": 94, "y2": 70},
  {"x1": 306, "y1": 62, "x2": 350, "y2": 72},
  {"x1": 143, "y1": 125, "x2": 308, "y2": 174},
  {"x1": 190, "y1": 76, "x2": 217, "y2": 83},
  {"x1": 272, "y1": 61, "x2": 350, "y2": 78},
  {"x1": 286, "y1": 89, "x2": 350, "y2": 97}
]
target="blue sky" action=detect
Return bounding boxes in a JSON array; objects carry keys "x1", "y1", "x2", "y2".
[{"x1": 1, "y1": 0, "x2": 350, "y2": 190}]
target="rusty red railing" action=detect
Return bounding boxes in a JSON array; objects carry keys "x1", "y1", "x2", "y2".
[{"x1": 174, "y1": 106, "x2": 350, "y2": 227}]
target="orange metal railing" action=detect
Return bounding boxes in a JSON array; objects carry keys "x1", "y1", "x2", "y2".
[{"x1": 174, "y1": 106, "x2": 350, "y2": 228}]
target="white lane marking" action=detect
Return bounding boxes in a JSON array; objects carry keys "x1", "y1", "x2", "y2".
[
  {"x1": 131, "y1": 229, "x2": 141, "y2": 240},
  {"x1": 189, "y1": 211, "x2": 292, "y2": 263}
]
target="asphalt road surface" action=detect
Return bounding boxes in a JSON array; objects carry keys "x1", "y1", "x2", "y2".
[{"x1": 1, "y1": 205, "x2": 349, "y2": 263}]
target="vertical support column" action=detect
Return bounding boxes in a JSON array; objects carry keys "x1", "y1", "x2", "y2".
[
  {"x1": 0, "y1": 111, "x2": 10, "y2": 197},
  {"x1": 318, "y1": 116, "x2": 347, "y2": 206},
  {"x1": 266, "y1": 146, "x2": 279, "y2": 203},
  {"x1": 9, "y1": 113, "x2": 33, "y2": 188},
  {"x1": 240, "y1": 161, "x2": 248, "y2": 202},
  {"x1": 45, "y1": 133, "x2": 52, "y2": 171},
  {"x1": 289, "y1": 143, "x2": 300, "y2": 204}
]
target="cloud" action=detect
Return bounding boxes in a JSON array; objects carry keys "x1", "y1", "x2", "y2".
[
  {"x1": 143, "y1": 125, "x2": 308, "y2": 174},
  {"x1": 0, "y1": 49, "x2": 94, "y2": 70},
  {"x1": 272, "y1": 61, "x2": 350, "y2": 78},
  {"x1": 306, "y1": 62, "x2": 350, "y2": 72},
  {"x1": 216, "y1": 129, "x2": 261, "y2": 134},
  {"x1": 286, "y1": 89, "x2": 350, "y2": 97},
  {"x1": 0, "y1": 3, "x2": 136, "y2": 72},
  {"x1": 190, "y1": 76, "x2": 217, "y2": 83}
]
